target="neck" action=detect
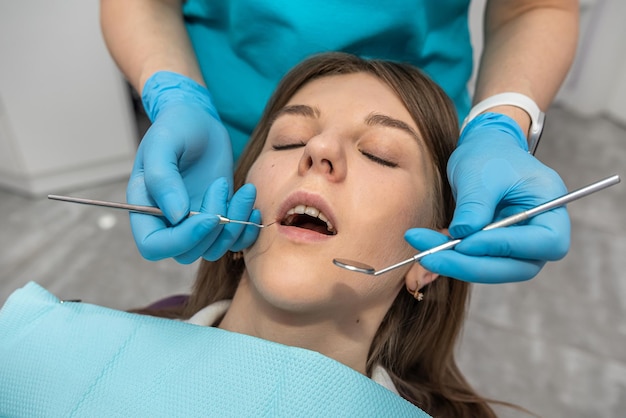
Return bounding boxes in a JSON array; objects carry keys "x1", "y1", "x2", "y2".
[{"x1": 218, "y1": 277, "x2": 392, "y2": 375}]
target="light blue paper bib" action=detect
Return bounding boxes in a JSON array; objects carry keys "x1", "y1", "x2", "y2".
[{"x1": 0, "y1": 282, "x2": 429, "y2": 417}]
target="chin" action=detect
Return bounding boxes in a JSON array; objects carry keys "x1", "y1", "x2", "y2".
[{"x1": 246, "y1": 261, "x2": 360, "y2": 315}]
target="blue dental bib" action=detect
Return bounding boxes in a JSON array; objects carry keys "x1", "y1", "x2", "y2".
[{"x1": 0, "y1": 282, "x2": 429, "y2": 417}]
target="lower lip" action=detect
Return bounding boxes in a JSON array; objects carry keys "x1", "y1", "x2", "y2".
[{"x1": 277, "y1": 224, "x2": 335, "y2": 243}]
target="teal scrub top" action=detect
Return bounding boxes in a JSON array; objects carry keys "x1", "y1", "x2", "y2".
[{"x1": 182, "y1": 0, "x2": 473, "y2": 160}]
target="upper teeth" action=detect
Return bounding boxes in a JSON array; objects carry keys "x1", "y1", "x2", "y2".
[{"x1": 285, "y1": 205, "x2": 335, "y2": 232}]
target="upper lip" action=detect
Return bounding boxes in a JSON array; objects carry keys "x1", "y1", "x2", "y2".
[{"x1": 277, "y1": 191, "x2": 338, "y2": 234}]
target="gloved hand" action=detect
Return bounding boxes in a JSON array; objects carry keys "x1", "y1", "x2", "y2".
[
  {"x1": 130, "y1": 177, "x2": 261, "y2": 264},
  {"x1": 405, "y1": 112, "x2": 571, "y2": 283},
  {"x1": 128, "y1": 71, "x2": 259, "y2": 262}
]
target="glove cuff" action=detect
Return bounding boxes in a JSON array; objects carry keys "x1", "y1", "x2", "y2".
[
  {"x1": 141, "y1": 71, "x2": 221, "y2": 123},
  {"x1": 457, "y1": 112, "x2": 529, "y2": 152}
]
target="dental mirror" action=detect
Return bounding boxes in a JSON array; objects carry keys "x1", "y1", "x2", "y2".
[{"x1": 334, "y1": 174, "x2": 621, "y2": 276}]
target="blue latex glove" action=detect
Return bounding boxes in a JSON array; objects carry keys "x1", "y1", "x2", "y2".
[
  {"x1": 128, "y1": 71, "x2": 259, "y2": 262},
  {"x1": 405, "y1": 113, "x2": 571, "y2": 283}
]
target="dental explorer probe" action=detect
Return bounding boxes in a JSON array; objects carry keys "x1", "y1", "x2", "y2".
[
  {"x1": 333, "y1": 174, "x2": 621, "y2": 276},
  {"x1": 47, "y1": 195, "x2": 275, "y2": 228}
]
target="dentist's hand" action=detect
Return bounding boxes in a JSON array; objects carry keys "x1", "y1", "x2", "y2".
[
  {"x1": 405, "y1": 113, "x2": 571, "y2": 283},
  {"x1": 129, "y1": 178, "x2": 261, "y2": 264},
  {"x1": 128, "y1": 71, "x2": 257, "y2": 261}
]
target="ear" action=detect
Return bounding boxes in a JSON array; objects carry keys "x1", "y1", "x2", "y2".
[
  {"x1": 404, "y1": 262, "x2": 439, "y2": 297},
  {"x1": 404, "y1": 228, "x2": 447, "y2": 296}
]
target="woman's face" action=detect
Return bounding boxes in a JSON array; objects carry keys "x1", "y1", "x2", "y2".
[{"x1": 243, "y1": 72, "x2": 435, "y2": 316}]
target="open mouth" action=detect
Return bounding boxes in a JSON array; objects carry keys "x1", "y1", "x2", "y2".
[{"x1": 281, "y1": 205, "x2": 337, "y2": 236}]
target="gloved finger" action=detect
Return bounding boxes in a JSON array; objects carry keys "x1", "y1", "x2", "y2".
[
  {"x1": 131, "y1": 212, "x2": 221, "y2": 262},
  {"x1": 404, "y1": 228, "x2": 452, "y2": 251},
  {"x1": 448, "y1": 183, "x2": 500, "y2": 238},
  {"x1": 127, "y1": 170, "x2": 153, "y2": 205},
  {"x1": 127, "y1": 169, "x2": 182, "y2": 260},
  {"x1": 417, "y1": 250, "x2": 545, "y2": 283},
  {"x1": 141, "y1": 125, "x2": 190, "y2": 224},
  {"x1": 454, "y1": 208, "x2": 571, "y2": 261},
  {"x1": 202, "y1": 176, "x2": 230, "y2": 215},
  {"x1": 230, "y1": 209, "x2": 263, "y2": 252},
  {"x1": 172, "y1": 178, "x2": 231, "y2": 264},
  {"x1": 202, "y1": 183, "x2": 258, "y2": 261},
  {"x1": 129, "y1": 209, "x2": 169, "y2": 250}
]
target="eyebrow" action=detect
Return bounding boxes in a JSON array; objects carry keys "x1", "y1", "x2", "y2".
[
  {"x1": 364, "y1": 113, "x2": 422, "y2": 144},
  {"x1": 271, "y1": 105, "x2": 423, "y2": 146},
  {"x1": 271, "y1": 104, "x2": 320, "y2": 123}
]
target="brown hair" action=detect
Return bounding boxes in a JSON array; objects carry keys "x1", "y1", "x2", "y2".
[{"x1": 137, "y1": 53, "x2": 520, "y2": 417}]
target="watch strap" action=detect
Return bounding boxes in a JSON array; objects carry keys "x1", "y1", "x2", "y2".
[{"x1": 461, "y1": 92, "x2": 545, "y2": 155}]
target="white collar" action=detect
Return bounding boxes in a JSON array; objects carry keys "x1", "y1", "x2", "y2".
[{"x1": 187, "y1": 301, "x2": 400, "y2": 395}]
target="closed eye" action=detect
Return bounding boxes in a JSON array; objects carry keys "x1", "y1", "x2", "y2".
[
  {"x1": 360, "y1": 150, "x2": 397, "y2": 168},
  {"x1": 272, "y1": 141, "x2": 306, "y2": 151}
]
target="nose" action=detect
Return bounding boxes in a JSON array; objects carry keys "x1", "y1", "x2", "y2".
[{"x1": 297, "y1": 134, "x2": 347, "y2": 181}]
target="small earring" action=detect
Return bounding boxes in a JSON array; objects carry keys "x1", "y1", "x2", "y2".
[
  {"x1": 407, "y1": 280, "x2": 424, "y2": 301},
  {"x1": 231, "y1": 251, "x2": 244, "y2": 261}
]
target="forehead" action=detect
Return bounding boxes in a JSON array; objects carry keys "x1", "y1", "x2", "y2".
[{"x1": 286, "y1": 73, "x2": 412, "y2": 118}]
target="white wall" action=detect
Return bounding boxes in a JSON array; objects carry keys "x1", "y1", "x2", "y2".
[
  {"x1": 468, "y1": 0, "x2": 626, "y2": 124},
  {"x1": 0, "y1": 1, "x2": 137, "y2": 196},
  {"x1": 556, "y1": 0, "x2": 626, "y2": 123}
]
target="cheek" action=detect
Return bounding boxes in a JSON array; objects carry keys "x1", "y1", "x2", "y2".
[
  {"x1": 345, "y1": 183, "x2": 427, "y2": 268},
  {"x1": 396, "y1": 166, "x2": 436, "y2": 227},
  {"x1": 245, "y1": 158, "x2": 264, "y2": 184},
  {"x1": 374, "y1": 173, "x2": 430, "y2": 226},
  {"x1": 245, "y1": 158, "x2": 283, "y2": 251},
  {"x1": 376, "y1": 178, "x2": 432, "y2": 251},
  {"x1": 247, "y1": 158, "x2": 279, "y2": 203}
]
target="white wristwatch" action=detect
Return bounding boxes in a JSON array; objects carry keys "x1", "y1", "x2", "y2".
[{"x1": 461, "y1": 92, "x2": 545, "y2": 155}]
